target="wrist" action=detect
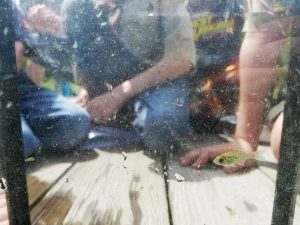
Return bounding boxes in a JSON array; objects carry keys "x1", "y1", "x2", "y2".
[{"x1": 114, "y1": 81, "x2": 135, "y2": 101}]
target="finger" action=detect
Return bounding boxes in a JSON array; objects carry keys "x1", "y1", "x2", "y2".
[
  {"x1": 191, "y1": 151, "x2": 210, "y2": 169},
  {"x1": 191, "y1": 157, "x2": 203, "y2": 169},
  {"x1": 223, "y1": 166, "x2": 241, "y2": 174},
  {"x1": 179, "y1": 150, "x2": 202, "y2": 166},
  {"x1": 223, "y1": 159, "x2": 258, "y2": 174}
]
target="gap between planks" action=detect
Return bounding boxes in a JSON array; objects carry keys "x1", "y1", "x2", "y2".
[{"x1": 30, "y1": 150, "x2": 170, "y2": 225}]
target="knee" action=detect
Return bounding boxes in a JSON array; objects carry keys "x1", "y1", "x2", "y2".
[
  {"x1": 42, "y1": 107, "x2": 91, "y2": 150},
  {"x1": 58, "y1": 110, "x2": 91, "y2": 148},
  {"x1": 70, "y1": 113, "x2": 91, "y2": 137}
]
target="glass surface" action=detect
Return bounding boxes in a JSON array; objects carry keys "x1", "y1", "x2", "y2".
[{"x1": 0, "y1": 0, "x2": 299, "y2": 224}]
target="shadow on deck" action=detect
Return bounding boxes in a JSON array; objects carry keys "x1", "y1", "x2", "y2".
[{"x1": 25, "y1": 135, "x2": 300, "y2": 225}]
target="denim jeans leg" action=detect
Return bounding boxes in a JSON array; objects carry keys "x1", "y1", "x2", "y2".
[
  {"x1": 133, "y1": 79, "x2": 193, "y2": 154},
  {"x1": 21, "y1": 116, "x2": 41, "y2": 157},
  {"x1": 19, "y1": 71, "x2": 91, "y2": 152}
]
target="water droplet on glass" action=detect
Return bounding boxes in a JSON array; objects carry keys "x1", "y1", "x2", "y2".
[
  {"x1": 3, "y1": 28, "x2": 8, "y2": 36},
  {"x1": 88, "y1": 132, "x2": 97, "y2": 139},
  {"x1": 73, "y1": 41, "x2": 78, "y2": 49},
  {"x1": 6, "y1": 102, "x2": 12, "y2": 108},
  {"x1": 100, "y1": 22, "x2": 107, "y2": 27},
  {"x1": 176, "y1": 97, "x2": 184, "y2": 107},
  {"x1": 174, "y1": 173, "x2": 185, "y2": 182}
]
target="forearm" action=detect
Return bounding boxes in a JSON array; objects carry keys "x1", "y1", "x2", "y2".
[
  {"x1": 113, "y1": 57, "x2": 193, "y2": 101},
  {"x1": 25, "y1": 61, "x2": 46, "y2": 85}
]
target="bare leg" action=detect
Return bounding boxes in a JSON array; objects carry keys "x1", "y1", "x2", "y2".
[
  {"x1": 270, "y1": 113, "x2": 283, "y2": 160},
  {"x1": 0, "y1": 193, "x2": 8, "y2": 225}
]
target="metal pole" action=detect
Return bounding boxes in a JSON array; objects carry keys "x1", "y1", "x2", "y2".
[
  {"x1": 0, "y1": 0, "x2": 31, "y2": 224},
  {"x1": 271, "y1": 55, "x2": 300, "y2": 225}
]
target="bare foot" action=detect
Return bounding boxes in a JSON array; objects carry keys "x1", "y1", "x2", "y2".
[
  {"x1": 179, "y1": 138, "x2": 257, "y2": 174},
  {"x1": 0, "y1": 193, "x2": 8, "y2": 225}
]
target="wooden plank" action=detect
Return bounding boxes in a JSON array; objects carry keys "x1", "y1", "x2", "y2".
[
  {"x1": 26, "y1": 150, "x2": 99, "y2": 207},
  {"x1": 31, "y1": 150, "x2": 170, "y2": 225},
  {"x1": 253, "y1": 146, "x2": 300, "y2": 198},
  {"x1": 254, "y1": 145, "x2": 278, "y2": 181},
  {"x1": 27, "y1": 162, "x2": 74, "y2": 206},
  {"x1": 167, "y1": 139, "x2": 300, "y2": 225},
  {"x1": 167, "y1": 159, "x2": 300, "y2": 225}
]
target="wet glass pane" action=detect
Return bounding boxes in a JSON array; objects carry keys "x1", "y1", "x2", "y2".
[{"x1": 0, "y1": 0, "x2": 299, "y2": 224}]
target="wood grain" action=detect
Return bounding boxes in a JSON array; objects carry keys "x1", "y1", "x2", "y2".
[
  {"x1": 27, "y1": 162, "x2": 74, "y2": 207},
  {"x1": 30, "y1": 150, "x2": 170, "y2": 225},
  {"x1": 167, "y1": 140, "x2": 300, "y2": 225},
  {"x1": 26, "y1": 149, "x2": 99, "y2": 207}
]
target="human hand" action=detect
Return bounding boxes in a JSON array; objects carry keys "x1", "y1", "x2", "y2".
[
  {"x1": 72, "y1": 89, "x2": 90, "y2": 109},
  {"x1": 179, "y1": 146, "x2": 226, "y2": 169},
  {"x1": 87, "y1": 92, "x2": 124, "y2": 124},
  {"x1": 26, "y1": 4, "x2": 64, "y2": 36},
  {"x1": 179, "y1": 139, "x2": 257, "y2": 174}
]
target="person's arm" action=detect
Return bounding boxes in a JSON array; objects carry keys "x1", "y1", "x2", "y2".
[
  {"x1": 87, "y1": 56, "x2": 193, "y2": 123},
  {"x1": 112, "y1": 57, "x2": 193, "y2": 102},
  {"x1": 111, "y1": 2, "x2": 196, "y2": 104},
  {"x1": 87, "y1": 2, "x2": 195, "y2": 123}
]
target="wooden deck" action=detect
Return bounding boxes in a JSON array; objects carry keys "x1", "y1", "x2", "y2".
[{"x1": 25, "y1": 135, "x2": 300, "y2": 225}]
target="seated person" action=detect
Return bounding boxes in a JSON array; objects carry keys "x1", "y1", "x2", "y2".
[
  {"x1": 180, "y1": 0, "x2": 300, "y2": 173},
  {"x1": 0, "y1": 2, "x2": 90, "y2": 223},
  {"x1": 64, "y1": 0, "x2": 196, "y2": 153},
  {"x1": 12, "y1": 1, "x2": 91, "y2": 158}
]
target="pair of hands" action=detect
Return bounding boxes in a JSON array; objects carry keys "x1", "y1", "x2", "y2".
[
  {"x1": 74, "y1": 89, "x2": 256, "y2": 174},
  {"x1": 72, "y1": 89, "x2": 125, "y2": 124}
]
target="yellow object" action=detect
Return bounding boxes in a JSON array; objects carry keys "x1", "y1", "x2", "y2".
[
  {"x1": 25, "y1": 157, "x2": 36, "y2": 162},
  {"x1": 192, "y1": 16, "x2": 235, "y2": 41},
  {"x1": 213, "y1": 150, "x2": 257, "y2": 167}
]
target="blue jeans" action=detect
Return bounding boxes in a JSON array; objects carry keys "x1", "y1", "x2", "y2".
[
  {"x1": 133, "y1": 79, "x2": 193, "y2": 153},
  {"x1": 19, "y1": 71, "x2": 91, "y2": 157}
]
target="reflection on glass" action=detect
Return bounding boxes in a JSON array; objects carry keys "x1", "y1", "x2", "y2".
[{"x1": 0, "y1": 0, "x2": 299, "y2": 224}]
